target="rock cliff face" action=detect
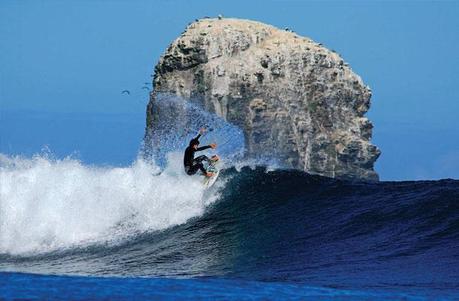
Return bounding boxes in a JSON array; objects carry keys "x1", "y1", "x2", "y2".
[{"x1": 145, "y1": 18, "x2": 380, "y2": 181}]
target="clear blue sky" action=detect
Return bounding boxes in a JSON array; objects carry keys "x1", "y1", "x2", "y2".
[{"x1": 1, "y1": 0, "x2": 458, "y2": 180}]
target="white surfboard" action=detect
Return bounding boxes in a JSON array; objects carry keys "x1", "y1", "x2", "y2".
[
  {"x1": 203, "y1": 169, "x2": 219, "y2": 188},
  {"x1": 203, "y1": 157, "x2": 220, "y2": 188}
]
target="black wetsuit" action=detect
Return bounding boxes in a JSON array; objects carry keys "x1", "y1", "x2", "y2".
[{"x1": 184, "y1": 134, "x2": 211, "y2": 175}]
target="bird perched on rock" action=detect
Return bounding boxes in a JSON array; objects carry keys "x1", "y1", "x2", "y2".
[{"x1": 218, "y1": 14, "x2": 223, "y2": 20}]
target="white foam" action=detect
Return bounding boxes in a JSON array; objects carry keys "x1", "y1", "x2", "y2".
[{"x1": 0, "y1": 152, "x2": 218, "y2": 256}]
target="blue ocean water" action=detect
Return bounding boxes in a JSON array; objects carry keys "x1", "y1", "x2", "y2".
[
  {"x1": 0, "y1": 272, "x2": 427, "y2": 301},
  {"x1": 0, "y1": 165, "x2": 458, "y2": 300},
  {"x1": 1, "y1": 96, "x2": 458, "y2": 300}
]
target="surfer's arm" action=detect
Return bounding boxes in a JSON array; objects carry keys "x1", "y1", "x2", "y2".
[
  {"x1": 196, "y1": 145, "x2": 211, "y2": 151},
  {"x1": 196, "y1": 143, "x2": 217, "y2": 151},
  {"x1": 194, "y1": 128, "x2": 208, "y2": 140}
]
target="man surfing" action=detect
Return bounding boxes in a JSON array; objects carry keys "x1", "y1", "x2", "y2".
[{"x1": 183, "y1": 128, "x2": 219, "y2": 177}]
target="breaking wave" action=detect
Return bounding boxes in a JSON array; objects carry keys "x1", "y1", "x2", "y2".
[{"x1": 0, "y1": 153, "x2": 220, "y2": 255}]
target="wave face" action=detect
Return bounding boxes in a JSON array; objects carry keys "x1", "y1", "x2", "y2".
[{"x1": 1, "y1": 161, "x2": 458, "y2": 298}]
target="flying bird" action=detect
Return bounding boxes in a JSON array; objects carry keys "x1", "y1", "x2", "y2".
[
  {"x1": 142, "y1": 86, "x2": 150, "y2": 90},
  {"x1": 121, "y1": 90, "x2": 130, "y2": 95}
]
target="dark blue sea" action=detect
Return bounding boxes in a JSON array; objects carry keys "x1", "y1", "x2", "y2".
[{"x1": 1, "y1": 164, "x2": 458, "y2": 300}]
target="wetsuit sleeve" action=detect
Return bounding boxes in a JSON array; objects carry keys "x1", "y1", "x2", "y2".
[
  {"x1": 196, "y1": 145, "x2": 211, "y2": 151},
  {"x1": 194, "y1": 133, "x2": 201, "y2": 140}
]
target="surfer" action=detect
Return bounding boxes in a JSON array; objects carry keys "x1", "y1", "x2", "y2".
[{"x1": 184, "y1": 128, "x2": 218, "y2": 177}]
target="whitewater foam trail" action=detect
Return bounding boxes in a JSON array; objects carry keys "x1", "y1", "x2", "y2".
[{"x1": 0, "y1": 153, "x2": 219, "y2": 256}]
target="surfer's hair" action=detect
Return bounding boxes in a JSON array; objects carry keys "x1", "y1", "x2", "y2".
[{"x1": 189, "y1": 139, "x2": 200, "y2": 147}]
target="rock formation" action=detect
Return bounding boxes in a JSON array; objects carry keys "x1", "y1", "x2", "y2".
[{"x1": 145, "y1": 17, "x2": 381, "y2": 181}]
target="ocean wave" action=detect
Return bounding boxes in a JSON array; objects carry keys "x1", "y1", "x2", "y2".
[
  {"x1": 0, "y1": 153, "x2": 220, "y2": 255},
  {"x1": 1, "y1": 158, "x2": 458, "y2": 296}
]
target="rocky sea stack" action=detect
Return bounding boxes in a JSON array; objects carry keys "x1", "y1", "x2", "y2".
[{"x1": 145, "y1": 18, "x2": 381, "y2": 181}]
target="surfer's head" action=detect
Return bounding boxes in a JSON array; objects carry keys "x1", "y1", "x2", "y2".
[{"x1": 189, "y1": 139, "x2": 199, "y2": 149}]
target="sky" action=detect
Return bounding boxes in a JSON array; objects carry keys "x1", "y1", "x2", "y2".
[{"x1": 0, "y1": 0, "x2": 458, "y2": 180}]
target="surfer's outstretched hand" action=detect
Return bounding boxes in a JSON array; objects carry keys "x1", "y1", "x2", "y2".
[
  {"x1": 199, "y1": 128, "x2": 207, "y2": 135},
  {"x1": 210, "y1": 143, "x2": 217, "y2": 149}
]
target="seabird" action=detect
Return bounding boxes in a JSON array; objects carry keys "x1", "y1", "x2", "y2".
[{"x1": 121, "y1": 90, "x2": 130, "y2": 95}]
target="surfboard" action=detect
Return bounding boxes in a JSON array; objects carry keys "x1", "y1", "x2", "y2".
[{"x1": 203, "y1": 156, "x2": 220, "y2": 188}]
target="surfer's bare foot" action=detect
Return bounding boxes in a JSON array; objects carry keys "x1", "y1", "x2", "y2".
[{"x1": 206, "y1": 172, "x2": 214, "y2": 177}]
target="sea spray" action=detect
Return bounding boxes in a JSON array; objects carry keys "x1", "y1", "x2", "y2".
[
  {"x1": 142, "y1": 94, "x2": 285, "y2": 170},
  {"x1": 0, "y1": 153, "x2": 218, "y2": 255},
  {"x1": 143, "y1": 94, "x2": 245, "y2": 168}
]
